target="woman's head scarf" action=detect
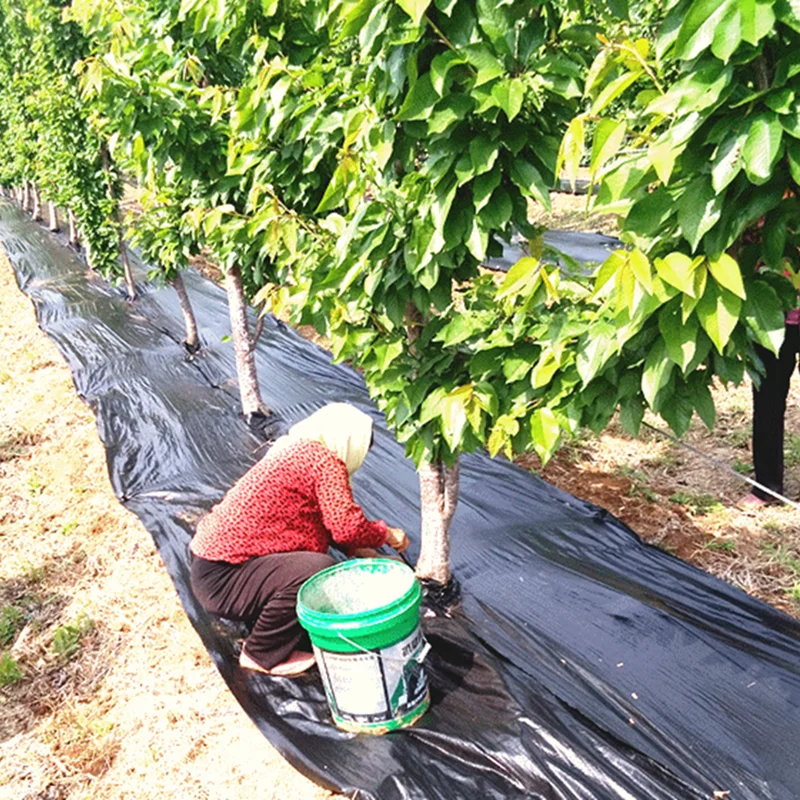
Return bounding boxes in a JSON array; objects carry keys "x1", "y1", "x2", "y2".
[{"x1": 270, "y1": 403, "x2": 374, "y2": 475}]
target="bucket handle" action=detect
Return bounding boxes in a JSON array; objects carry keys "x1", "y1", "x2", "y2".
[{"x1": 335, "y1": 632, "x2": 431, "y2": 665}]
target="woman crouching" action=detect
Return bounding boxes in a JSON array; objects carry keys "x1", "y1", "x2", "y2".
[{"x1": 189, "y1": 403, "x2": 409, "y2": 677}]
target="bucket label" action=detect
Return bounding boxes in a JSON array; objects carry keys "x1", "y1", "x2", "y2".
[{"x1": 315, "y1": 625, "x2": 429, "y2": 724}]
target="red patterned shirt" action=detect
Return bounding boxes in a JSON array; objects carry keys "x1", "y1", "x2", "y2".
[{"x1": 191, "y1": 439, "x2": 388, "y2": 563}]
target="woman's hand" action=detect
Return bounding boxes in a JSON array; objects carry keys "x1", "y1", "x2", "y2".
[{"x1": 385, "y1": 526, "x2": 410, "y2": 553}]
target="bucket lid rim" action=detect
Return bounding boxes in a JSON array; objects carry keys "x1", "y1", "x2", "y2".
[{"x1": 297, "y1": 558, "x2": 420, "y2": 623}]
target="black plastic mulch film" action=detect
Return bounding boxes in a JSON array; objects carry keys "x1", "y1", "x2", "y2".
[{"x1": 2, "y1": 199, "x2": 799, "y2": 800}]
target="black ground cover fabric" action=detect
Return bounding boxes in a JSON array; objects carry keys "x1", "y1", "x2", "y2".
[
  {"x1": 486, "y1": 230, "x2": 621, "y2": 273},
  {"x1": 2, "y1": 199, "x2": 799, "y2": 800}
]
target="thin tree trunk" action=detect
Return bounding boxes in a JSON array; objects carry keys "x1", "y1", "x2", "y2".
[
  {"x1": 225, "y1": 264, "x2": 266, "y2": 416},
  {"x1": 68, "y1": 209, "x2": 79, "y2": 246},
  {"x1": 119, "y1": 235, "x2": 136, "y2": 301},
  {"x1": 171, "y1": 270, "x2": 199, "y2": 351},
  {"x1": 415, "y1": 458, "x2": 460, "y2": 585},
  {"x1": 31, "y1": 185, "x2": 42, "y2": 221},
  {"x1": 22, "y1": 181, "x2": 31, "y2": 212},
  {"x1": 83, "y1": 231, "x2": 95, "y2": 270},
  {"x1": 100, "y1": 143, "x2": 135, "y2": 300},
  {"x1": 48, "y1": 201, "x2": 59, "y2": 232}
]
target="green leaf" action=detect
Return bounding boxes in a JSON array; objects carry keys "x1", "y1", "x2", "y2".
[
  {"x1": 396, "y1": 0, "x2": 431, "y2": 26},
  {"x1": 576, "y1": 324, "x2": 617, "y2": 386},
  {"x1": 440, "y1": 387, "x2": 470, "y2": 450},
  {"x1": 776, "y1": 0, "x2": 800, "y2": 33},
  {"x1": 510, "y1": 160, "x2": 551, "y2": 208},
  {"x1": 676, "y1": 0, "x2": 735, "y2": 60},
  {"x1": 497, "y1": 256, "x2": 541, "y2": 300},
  {"x1": 677, "y1": 178, "x2": 723, "y2": 251},
  {"x1": 765, "y1": 88, "x2": 795, "y2": 115},
  {"x1": 396, "y1": 74, "x2": 439, "y2": 121},
  {"x1": 707, "y1": 253, "x2": 746, "y2": 299},
  {"x1": 480, "y1": 187, "x2": 512, "y2": 229},
  {"x1": 531, "y1": 349, "x2": 560, "y2": 389},
  {"x1": 787, "y1": 138, "x2": 800, "y2": 184},
  {"x1": 743, "y1": 281, "x2": 787, "y2": 355},
  {"x1": 781, "y1": 110, "x2": 800, "y2": 139},
  {"x1": 659, "y1": 303, "x2": 700, "y2": 371},
  {"x1": 374, "y1": 339, "x2": 405, "y2": 371},
  {"x1": 742, "y1": 113, "x2": 784, "y2": 184},
  {"x1": 619, "y1": 396, "x2": 645, "y2": 435},
  {"x1": 626, "y1": 187, "x2": 675, "y2": 237},
  {"x1": 470, "y1": 136, "x2": 500, "y2": 177},
  {"x1": 473, "y1": 171, "x2": 502, "y2": 212},
  {"x1": 590, "y1": 71, "x2": 642, "y2": 116},
  {"x1": 557, "y1": 117, "x2": 585, "y2": 190},
  {"x1": 464, "y1": 44, "x2": 505, "y2": 87},
  {"x1": 530, "y1": 407, "x2": 560, "y2": 464},
  {"x1": 591, "y1": 118, "x2": 627, "y2": 179},
  {"x1": 741, "y1": 0, "x2": 777, "y2": 44},
  {"x1": 642, "y1": 338, "x2": 674, "y2": 410},
  {"x1": 711, "y1": 128, "x2": 746, "y2": 193},
  {"x1": 711, "y1": 3, "x2": 742, "y2": 62},
  {"x1": 655, "y1": 252, "x2": 697, "y2": 295},
  {"x1": 690, "y1": 376, "x2": 716, "y2": 430},
  {"x1": 430, "y1": 51, "x2": 465, "y2": 94},
  {"x1": 696, "y1": 282, "x2": 742, "y2": 354},
  {"x1": 491, "y1": 78, "x2": 525, "y2": 122},
  {"x1": 648, "y1": 138, "x2": 677, "y2": 184}
]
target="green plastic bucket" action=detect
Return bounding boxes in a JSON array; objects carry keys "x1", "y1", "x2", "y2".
[{"x1": 297, "y1": 558, "x2": 430, "y2": 734}]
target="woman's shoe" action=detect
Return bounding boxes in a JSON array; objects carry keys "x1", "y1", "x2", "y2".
[{"x1": 239, "y1": 648, "x2": 316, "y2": 677}]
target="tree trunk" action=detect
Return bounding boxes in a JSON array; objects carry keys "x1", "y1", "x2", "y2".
[
  {"x1": 99, "y1": 145, "x2": 136, "y2": 300},
  {"x1": 83, "y1": 231, "x2": 95, "y2": 270},
  {"x1": 48, "y1": 201, "x2": 59, "y2": 232},
  {"x1": 415, "y1": 458, "x2": 460, "y2": 585},
  {"x1": 171, "y1": 270, "x2": 199, "y2": 351},
  {"x1": 68, "y1": 209, "x2": 79, "y2": 246},
  {"x1": 225, "y1": 264, "x2": 266, "y2": 416},
  {"x1": 22, "y1": 181, "x2": 31, "y2": 212},
  {"x1": 119, "y1": 234, "x2": 136, "y2": 301},
  {"x1": 31, "y1": 185, "x2": 42, "y2": 221}
]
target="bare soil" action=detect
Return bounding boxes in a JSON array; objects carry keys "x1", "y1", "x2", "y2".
[{"x1": 0, "y1": 246, "x2": 333, "y2": 800}]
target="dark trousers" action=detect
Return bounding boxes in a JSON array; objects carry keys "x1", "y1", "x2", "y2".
[
  {"x1": 190, "y1": 550, "x2": 335, "y2": 669},
  {"x1": 752, "y1": 326, "x2": 800, "y2": 500}
]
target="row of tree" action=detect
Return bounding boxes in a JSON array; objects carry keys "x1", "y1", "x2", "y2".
[{"x1": 0, "y1": 0, "x2": 797, "y2": 585}]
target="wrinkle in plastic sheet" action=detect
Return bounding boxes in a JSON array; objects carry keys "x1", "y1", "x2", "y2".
[{"x1": 1, "y1": 200, "x2": 799, "y2": 800}]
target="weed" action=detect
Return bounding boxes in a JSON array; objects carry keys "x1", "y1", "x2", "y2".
[
  {"x1": 618, "y1": 465, "x2": 659, "y2": 500},
  {"x1": 52, "y1": 614, "x2": 94, "y2": 660},
  {"x1": 0, "y1": 652, "x2": 23, "y2": 686},
  {"x1": 733, "y1": 459, "x2": 753, "y2": 475},
  {"x1": 669, "y1": 492, "x2": 723, "y2": 515},
  {"x1": 59, "y1": 521, "x2": 78, "y2": 536},
  {"x1": 785, "y1": 435, "x2": 800, "y2": 468},
  {"x1": 703, "y1": 539, "x2": 737, "y2": 552},
  {"x1": 760, "y1": 542, "x2": 800, "y2": 577},
  {"x1": 0, "y1": 429, "x2": 38, "y2": 463},
  {"x1": 785, "y1": 584, "x2": 800, "y2": 605},
  {"x1": 762, "y1": 520, "x2": 784, "y2": 534},
  {"x1": 0, "y1": 606, "x2": 24, "y2": 646},
  {"x1": 724, "y1": 427, "x2": 751, "y2": 449},
  {"x1": 26, "y1": 473, "x2": 44, "y2": 496},
  {"x1": 20, "y1": 562, "x2": 45, "y2": 583}
]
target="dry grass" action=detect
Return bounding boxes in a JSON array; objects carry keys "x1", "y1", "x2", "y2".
[
  {"x1": 529, "y1": 192, "x2": 620, "y2": 237},
  {"x1": 0, "y1": 245, "x2": 334, "y2": 800}
]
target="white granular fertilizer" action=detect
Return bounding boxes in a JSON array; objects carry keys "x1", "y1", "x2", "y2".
[{"x1": 304, "y1": 564, "x2": 413, "y2": 615}]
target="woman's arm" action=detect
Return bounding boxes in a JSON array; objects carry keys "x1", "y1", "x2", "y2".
[{"x1": 315, "y1": 455, "x2": 388, "y2": 553}]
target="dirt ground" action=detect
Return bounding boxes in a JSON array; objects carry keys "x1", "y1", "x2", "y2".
[{"x1": 0, "y1": 247, "x2": 333, "y2": 800}]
